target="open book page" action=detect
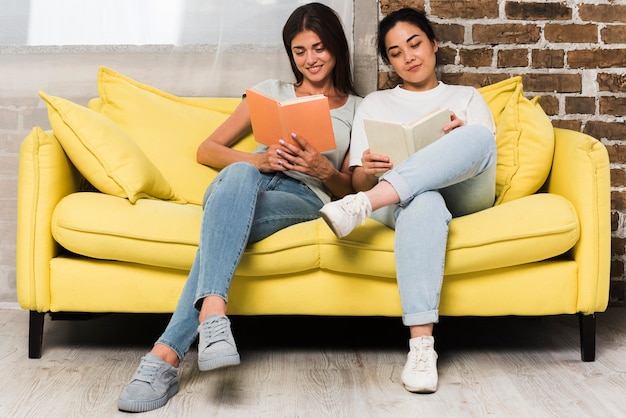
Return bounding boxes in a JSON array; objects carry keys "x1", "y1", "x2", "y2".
[
  {"x1": 245, "y1": 87, "x2": 336, "y2": 151},
  {"x1": 364, "y1": 107, "x2": 450, "y2": 168},
  {"x1": 363, "y1": 119, "x2": 412, "y2": 167},
  {"x1": 406, "y1": 107, "x2": 451, "y2": 154}
]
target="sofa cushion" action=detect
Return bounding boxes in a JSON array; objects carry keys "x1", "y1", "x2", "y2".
[
  {"x1": 52, "y1": 191, "x2": 579, "y2": 277},
  {"x1": 52, "y1": 193, "x2": 322, "y2": 276},
  {"x1": 95, "y1": 66, "x2": 257, "y2": 205},
  {"x1": 478, "y1": 77, "x2": 555, "y2": 204},
  {"x1": 319, "y1": 193, "x2": 579, "y2": 277},
  {"x1": 39, "y1": 92, "x2": 180, "y2": 204}
]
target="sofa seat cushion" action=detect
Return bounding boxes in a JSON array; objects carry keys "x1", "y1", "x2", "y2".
[
  {"x1": 52, "y1": 191, "x2": 579, "y2": 277},
  {"x1": 52, "y1": 192, "x2": 323, "y2": 276},
  {"x1": 320, "y1": 193, "x2": 579, "y2": 277}
]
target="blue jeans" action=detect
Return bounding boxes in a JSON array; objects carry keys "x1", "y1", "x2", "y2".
[
  {"x1": 372, "y1": 124, "x2": 497, "y2": 327},
  {"x1": 157, "y1": 162, "x2": 323, "y2": 359}
]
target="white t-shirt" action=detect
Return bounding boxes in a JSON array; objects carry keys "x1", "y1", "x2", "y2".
[{"x1": 349, "y1": 82, "x2": 495, "y2": 168}]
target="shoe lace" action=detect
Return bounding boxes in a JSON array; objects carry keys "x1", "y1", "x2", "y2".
[
  {"x1": 341, "y1": 195, "x2": 369, "y2": 224},
  {"x1": 409, "y1": 345, "x2": 433, "y2": 373},
  {"x1": 134, "y1": 358, "x2": 162, "y2": 383},
  {"x1": 201, "y1": 317, "x2": 230, "y2": 345}
]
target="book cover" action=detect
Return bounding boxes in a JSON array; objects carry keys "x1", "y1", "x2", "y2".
[
  {"x1": 364, "y1": 107, "x2": 451, "y2": 169},
  {"x1": 245, "y1": 87, "x2": 336, "y2": 152}
]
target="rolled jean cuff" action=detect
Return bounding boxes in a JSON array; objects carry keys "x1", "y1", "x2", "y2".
[
  {"x1": 379, "y1": 170, "x2": 412, "y2": 204},
  {"x1": 194, "y1": 292, "x2": 228, "y2": 311},
  {"x1": 154, "y1": 338, "x2": 186, "y2": 361},
  {"x1": 403, "y1": 310, "x2": 439, "y2": 327}
]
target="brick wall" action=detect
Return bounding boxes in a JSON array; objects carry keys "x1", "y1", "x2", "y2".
[{"x1": 379, "y1": 0, "x2": 626, "y2": 305}]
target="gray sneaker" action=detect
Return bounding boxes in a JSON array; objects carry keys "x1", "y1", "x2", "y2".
[
  {"x1": 197, "y1": 315, "x2": 241, "y2": 371},
  {"x1": 118, "y1": 353, "x2": 179, "y2": 412}
]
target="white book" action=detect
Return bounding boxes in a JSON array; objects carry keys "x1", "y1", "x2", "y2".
[{"x1": 364, "y1": 107, "x2": 451, "y2": 171}]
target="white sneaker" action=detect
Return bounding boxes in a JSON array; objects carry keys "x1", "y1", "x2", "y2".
[
  {"x1": 319, "y1": 192, "x2": 372, "y2": 238},
  {"x1": 401, "y1": 336, "x2": 438, "y2": 393}
]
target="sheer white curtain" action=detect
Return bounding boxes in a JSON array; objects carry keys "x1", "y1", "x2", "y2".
[
  {"x1": 23, "y1": 0, "x2": 353, "y2": 47},
  {"x1": 12, "y1": 0, "x2": 354, "y2": 96}
]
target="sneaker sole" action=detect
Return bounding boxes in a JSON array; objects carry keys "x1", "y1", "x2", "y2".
[
  {"x1": 319, "y1": 208, "x2": 348, "y2": 238},
  {"x1": 403, "y1": 383, "x2": 437, "y2": 394},
  {"x1": 198, "y1": 353, "x2": 241, "y2": 372},
  {"x1": 118, "y1": 382, "x2": 179, "y2": 412}
]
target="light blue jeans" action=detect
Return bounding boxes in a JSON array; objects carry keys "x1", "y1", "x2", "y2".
[
  {"x1": 372, "y1": 124, "x2": 497, "y2": 327},
  {"x1": 156, "y1": 162, "x2": 324, "y2": 359}
]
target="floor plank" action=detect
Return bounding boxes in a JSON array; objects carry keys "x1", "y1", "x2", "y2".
[{"x1": 1, "y1": 308, "x2": 626, "y2": 417}]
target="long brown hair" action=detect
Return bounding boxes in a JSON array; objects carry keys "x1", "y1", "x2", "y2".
[{"x1": 282, "y1": 2, "x2": 357, "y2": 96}]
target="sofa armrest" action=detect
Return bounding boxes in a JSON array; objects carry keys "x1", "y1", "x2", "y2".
[
  {"x1": 544, "y1": 128, "x2": 611, "y2": 313},
  {"x1": 16, "y1": 127, "x2": 82, "y2": 312}
]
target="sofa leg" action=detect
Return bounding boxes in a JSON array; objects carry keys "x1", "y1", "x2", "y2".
[
  {"x1": 579, "y1": 313, "x2": 596, "y2": 362},
  {"x1": 29, "y1": 311, "x2": 46, "y2": 359}
]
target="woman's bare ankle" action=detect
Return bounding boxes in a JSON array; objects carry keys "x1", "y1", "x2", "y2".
[
  {"x1": 151, "y1": 343, "x2": 180, "y2": 368},
  {"x1": 198, "y1": 296, "x2": 227, "y2": 324}
]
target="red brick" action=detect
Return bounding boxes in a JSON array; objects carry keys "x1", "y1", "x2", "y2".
[
  {"x1": 473, "y1": 24, "x2": 541, "y2": 44},
  {"x1": 544, "y1": 24, "x2": 598, "y2": 43},
  {"x1": 568, "y1": 48, "x2": 626, "y2": 69},
  {"x1": 380, "y1": 0, "x2": 425, "y2": 14},
  {"x1": 602, "y1": 25, "x2": 626, "y2": 44},
  {"x1": 437, "y1": 46, "x2": 457, "y2": 65},
  {"x1": 587, "y1": 121, "x2": 626, "y2": 141},
  {"x1": 605, "y1": 144, "x2": 626, "y2": 163},
  {"x1": 579, "y1": 4, "x2": 626, "y2": 23},
  {"x1": 531, "y1": 49, "x2": 565, "y2": 68},
  {"x1": 433, "y1": 23, "x2": 465, "y2": 44},
  {"x1": 505, "y1": 2, "x2": 571, "y2": 20},
  {"x1": 565, "y1": 97, "x2": 596, "y2": 115},
  {"x1": 597, "y1": 73, "x2": 626, "y2": 93},
  {"x1": 459, "y1": 48, "x2": 493, "y2": 67},
  {"x1": 600, "y1": 97, "x2": 626, "y2": 116},
  {"x1": 611, "y1": 190, "x2": 626, "y2": 211},
  {"x1": 552, "y1": 119, "x2": 582, "y2": 132},
  {"x1": 497, "y1": 49, "x2": 528, "y2": 68},
  {"x1": 522, "y1": 73, "x2": 581, "y2": 93},
  {"x1": 536, "y1": 95, "x2": 559, "y2": 116},
  {"x1": 611, "y1": 169, "x2": 626, "y2": 190},
  {"x1": 440, "y1": 72, "x2": 509, "y2": 89},
  {"x1": 431, "y1": 0, "x2": 498, "y2": 19}
]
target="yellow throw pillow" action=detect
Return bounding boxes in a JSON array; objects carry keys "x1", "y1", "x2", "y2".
[
  {"x1": 478, "y1": 78, "x2": 555, "y2": 205},
  {"x1": 478, "y1": 76, "x2": 521, "y2": 126},
  {"x1": 95, "y1": 66, "x2": 257, "y2": 205},
  {"x1": 39, "y1": 92, "x2": 181, "y2": 204}
]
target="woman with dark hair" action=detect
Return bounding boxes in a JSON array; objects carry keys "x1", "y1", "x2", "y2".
[
  {"x1": 320, "y1": 8, "x2": 496, "y2": 394},
  {"x1": 118, "y1": 3, "x2": 360, "y2": 412}
]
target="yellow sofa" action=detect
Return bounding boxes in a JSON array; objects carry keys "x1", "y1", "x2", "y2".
[{"x1": 17, "y1": 68, "x2": 611, "y2": 360}]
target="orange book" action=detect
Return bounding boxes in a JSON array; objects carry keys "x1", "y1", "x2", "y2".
[{"x1": 245, "y1": 87, "x2": 336, "y2": 152}]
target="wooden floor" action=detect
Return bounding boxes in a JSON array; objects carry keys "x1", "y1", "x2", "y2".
[{"x1": 1, "y1": 307, "x2": 626, "y2": 417}]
